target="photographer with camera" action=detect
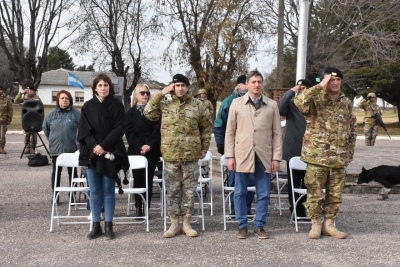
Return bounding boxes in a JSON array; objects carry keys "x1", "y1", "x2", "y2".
[{"x1": 358, "y1": 92, "x2": 382, "y2": 146}]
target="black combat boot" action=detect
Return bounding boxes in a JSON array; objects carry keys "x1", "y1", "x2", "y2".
[
  {"x1": 87, "y1": 221, "x2": 102, "y2": 239},
  {"x1": 105, "y1": 221, "x2": 115, "y2": 240}
]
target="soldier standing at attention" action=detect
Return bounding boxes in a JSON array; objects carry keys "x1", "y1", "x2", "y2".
[
  {"x1": 144, "y1": 74, "x2": 212, "y2": 238},
  {"x1": 294, "y1": 67, "x2": 357, "y2": 239},
  {"x1": 14, "y1": 82, "x2": 41, "y2": 154},
  {"x1": 358, "y1": 92, "x2": 382, "y2": 146},
  {"x1": 195, "y1": 88, "x2": 214, "y2": 116},
  {"x1": 0, "y1": 84, "x2": 13, "y2": 154}
]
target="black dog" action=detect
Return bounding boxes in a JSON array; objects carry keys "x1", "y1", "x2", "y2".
[{"x1": 357, "y1": 165, "x2": 400, "y2": 200}]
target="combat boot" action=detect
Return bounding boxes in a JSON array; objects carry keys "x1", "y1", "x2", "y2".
[
  {"x1": 182, "y1": 214, "x2": 198, "y2": 237},
  {"x1": 0, "y1": 147, "x2": 6, "y2": 154},
  {"x1": 24, "y1": 146, "x2": 30, "y2": 154},
  {"x1": 322, "y1": 218, "x2": 347, "y2": 239},
  {"x1": 365, "y1": 138, "x2": 371, "y2": 146},
  {"x1": 163, "y1": 214, "x2": 181, "y2": 238},
  {"x1": 309, "y1": 218, "x2": 322, "y2": 239}
]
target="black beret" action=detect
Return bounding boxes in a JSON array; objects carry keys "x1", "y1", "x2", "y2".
[
  {"x1": 324, "y1": 67, "x2": 343, "y2": 79},
  {"x1": 25, "y1": 82, "x2": 37, "y2": 91},
  {"x1": 172, "y1": 74, "x2": 190, "y2": 86},
  {"x1": 296, "y1": 79, "x2": 313, "y2": 88},
  {"x1": 236, "y1": 74, "x2": 247, "y2": 85}
]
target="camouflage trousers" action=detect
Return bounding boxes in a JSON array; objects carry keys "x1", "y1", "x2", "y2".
[
  {"x1": 304, "y1": 164, "x2": 346, "y2": 219},
  {"x1": 0, "y1": 124, "x2": 7, "y2": 147},
  {"x1": 164, "y1": 161, "x2": 199, "y2": 216},
  {"x1": 364, "y1": 123, "x2": 378, "y2": 146}
]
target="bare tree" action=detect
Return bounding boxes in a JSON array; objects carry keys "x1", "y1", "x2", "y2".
[
  {"x1": 156, "y1": 0, "x2": 270, "y2": 113},
  {"x1": 73, "y1": 0, "x2": 161, "y2": 109},
  {"x1": 0, "y1": 0, "x2": 75, "y2": 88}
]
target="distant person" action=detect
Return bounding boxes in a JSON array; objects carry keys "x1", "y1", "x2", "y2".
[
  {"x1": 43, "y1": 90, "x2": 80, "y2": 204},
  {"x1": 195, "y1": 88, "x2": 214, "y2": 115},
  {"x1": 0, "y1": 84, "x2": 13, "y2": 154},
  {"x1": 78, "y1": 74, "x2": 129, "y2": 240},
  {"x1": 358, "y1": 92, "x2": 382, "y2": 146},
  {"x1": 125, "y1": 84, "x2": 161, "y2": 216},
  {"x1": 278, "y1": 79, "x2": 312, "y2": 219},
  {"x1": 14, "y1": 82, "x2": 41, "y2": 154},
  {"x1": 144, "y1": 73, "x2": 212, "y2": 238},
  {"x1": 225, "y1": 70, "x2": 282, "y2": 239},
  {"x1": 213, "y1": 74, "x2": 255, "y2": 217},
  {"x1": 294, "y1": 67, "x2": 357, "y2": 239}
]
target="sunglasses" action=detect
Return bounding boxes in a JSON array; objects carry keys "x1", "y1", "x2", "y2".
[{"x1": 139, "y1": 91, "x2": 150, "y2": 96}]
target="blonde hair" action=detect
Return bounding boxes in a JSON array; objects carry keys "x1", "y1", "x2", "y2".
[{"x1": 131, "y1": 84, "x2": 151, "y2": 107}]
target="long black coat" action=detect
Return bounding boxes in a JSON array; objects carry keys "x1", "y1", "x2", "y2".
[
  {"x1": 77, "y1": 95, "x2": 129, "y2": 183},
  {"x1": 125, "y1": 105, "x2": 161, "y2": 162},
  {"x1": 278, "y1": 90, "x2": 306, "y2": 161}
]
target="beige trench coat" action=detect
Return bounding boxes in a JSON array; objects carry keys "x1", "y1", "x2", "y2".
[{"x1": 224, "y1": 93, "x2": 282, "y2": 173}]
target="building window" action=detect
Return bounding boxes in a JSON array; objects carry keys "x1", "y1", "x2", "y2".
[
  {"x1": 75, "y1": 91, "x2": 84, "y2": 103},
  {"x1": 52, "y1": 91, "x2": 59, "y2": 103}
]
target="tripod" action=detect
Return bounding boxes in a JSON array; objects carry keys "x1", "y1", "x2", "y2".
[{"x1": 20, "y1": 131, "x2": 50, "y2": 159}]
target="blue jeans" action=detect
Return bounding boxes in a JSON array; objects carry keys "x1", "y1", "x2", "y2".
[
  {"x1": 86, "y1": 166, "x2": 116, "y2": 222},
  {"x1": 228, "y1": 170, "x2": 255, "y2": 212},
  {"x1": 234, "y1": 155, "x2": 271, "y2": 229}
]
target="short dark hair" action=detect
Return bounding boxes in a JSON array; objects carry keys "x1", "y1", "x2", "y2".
[
  {"x1": 56, "y1": 90, "x2": 73, "y2": 108},
  {"x1": 92, "y1": 74, "x2": 115, "y2": 96},
  {"x1": 247, "y1": 70, "x2": 263, "y2": 82}
]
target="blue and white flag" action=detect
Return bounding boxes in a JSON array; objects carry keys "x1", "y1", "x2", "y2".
[{"x1": 68, "y1": 72, "x2": 84, "y2": 90}]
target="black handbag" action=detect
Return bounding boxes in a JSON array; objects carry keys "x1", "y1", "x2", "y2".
[{"x1": 27, "y1": 153, "x2": 49, "y2": 166}]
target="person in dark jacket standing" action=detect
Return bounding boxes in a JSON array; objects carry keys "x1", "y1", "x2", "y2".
[
  {"x1": 78, "y1": 74, "x2": 129, "y2": 240},
  {"x1": 278, "y1": 79, "x2": 312, "y2": 219},
  {"x1": 125, "y1": 84, "x2": 161, "y2": 216},
  {"x1": 43, "y1": 90, "x2": 80, "y2": 200}
]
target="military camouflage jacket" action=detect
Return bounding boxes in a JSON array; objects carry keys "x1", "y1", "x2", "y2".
[
  {"x1": 0, "y1": 93, "x2": 13, "y2": 125},
  {"x1": 14, "y1": 92, "x2": 40, "y2": 104},
  {"x1": 144, "y1": 92, "x2": 212, "y2": 162},
  {"x1": 199, "y1": 98, "x2": 214, "y2": 116},
  {"x1": 294, "y1": 85, "x2": 357, "y2": 168},
  {"x1": 357, "y1": 99, "x2": 381, "y2": 124}
]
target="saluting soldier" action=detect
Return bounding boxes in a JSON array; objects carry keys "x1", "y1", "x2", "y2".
[
  {"x1": 294, "y1": 67, "x2": 357, "y2": 239},
  {"x1": 358, "y1": 92, "x2": 382, "y2": 146}
]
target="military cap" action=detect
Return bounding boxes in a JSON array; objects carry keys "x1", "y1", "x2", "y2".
[
  {"x1": 296, "y1": 79, "x2": 313, "y2": 88},
  {"x1": 172, "y1": 74, "x2": 190, "y2": 86},
  {"x1": 236, "y1": 75, "x2": 247, "y2": 85},
  {"x1": 324, "y1": 67, "x2": 344, "y2": 79},
  {"x1": 24, "y1": 82, "x2": 37, "y2": 91},
  {"x1": 367, "y1": 92, "x2": 376, "y2": 98},
  {"x1": 197, "y1": 89, "x2": 207, "y2": 95}
]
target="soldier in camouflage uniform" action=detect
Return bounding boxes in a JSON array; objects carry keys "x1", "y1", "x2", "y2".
[
  {"x1": 357, "y1": 92, "x2": 381, "y2": 146},
  {"x1": 294, "y1": 67, "x2": 357, "y2": 239},
  {"x1": 0, "y1": 84, "x2": 13, "y2": 154},
  {"x1": 195, "y1": 89, "x2": 214, "y2": 116},
  {"x1": 14, "y1": 82, "x2": 41, "y2": 154},
  {"x1": 144, "y1": 74, "x2": 212, "y2": 238}
]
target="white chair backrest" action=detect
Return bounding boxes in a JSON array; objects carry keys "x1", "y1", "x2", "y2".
[
  {"x1": 220, "y1": 155, "x2": 227, "y2": 167},
  {"x1": 56, "y1": 153, "x2": 79, "y2": 168},
  {"x1": 198, "y1": 150, "x2": 212, "y2": 166},
  {"x1": 128, "y1": 155, "x2": 148, "y2": 170},
  {"x1": 289, "y1": 156, "x2": 307, "y2": 171}
]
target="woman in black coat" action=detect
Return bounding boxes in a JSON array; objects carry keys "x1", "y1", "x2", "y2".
[{"x1": 125, "y1": 84, "x2": 161, "y2": 216}]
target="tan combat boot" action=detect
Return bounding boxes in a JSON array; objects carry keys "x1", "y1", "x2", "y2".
[
  {"x1": 309, "y1": 218, "x2": 322, "y2": 239},
  {"x1": 182, "y1": 214, "x2": 198, "y2": 237},
  {"x1": 0, "y1": 147, "x2": 6, "y2": 154},
  {"x1": 322, "y1": 218, "x2": 347, "y2": 239},
  {"x1": 163, "y1": 214, "x2": 181, "y2": 238}
]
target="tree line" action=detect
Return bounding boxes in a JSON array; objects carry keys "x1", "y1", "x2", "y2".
[{"x1": 0, "y1": 0, "x2": 399, "y2": 120}]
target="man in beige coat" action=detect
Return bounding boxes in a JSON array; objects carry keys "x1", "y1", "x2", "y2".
[{"x1": 225, "y1": 70, "x2": 282, "y2": 239}]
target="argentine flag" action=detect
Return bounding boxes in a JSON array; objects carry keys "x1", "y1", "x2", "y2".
[{"x1": 68, "y1": 72, "x2": 84, "y2": 90}]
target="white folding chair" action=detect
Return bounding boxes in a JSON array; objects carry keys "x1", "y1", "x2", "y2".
[
  {"x1": 220, "y1": 155, "x2": 255, "y2": 230},
  {"x1": 273, "y1": 170, "x2": 289, "y2": 215},
  {"x1": 114, "y1": 155, "x2": 149, "y2": 232},
  {"x1": 151, "y1": 157, "x2": 164, "y2": 216},
  {"x1": 50, "y1": 153, "x2": 90, "y2": 232},
  {"x1": 198, "y1": 150, "x2": 213, "y2": 215},
  {"x1": 68, "y1": 150, "x2": 88, "y2": 213}
]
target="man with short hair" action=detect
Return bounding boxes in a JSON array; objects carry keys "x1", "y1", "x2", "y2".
[
  {"x1": 214, "y1": 75, "x2": 255, "y2": 218},
  {"x1": 225, "y1": 70, "x2": 282, "y2": 239},
  {"x1": 144, "y1": 74, "x2": 212, "y2": 238},
  {"x1": 14, "y1": 82, "x2": 41, "y2": 154},
  {"x1": 358, "y1": 92, "x2": 382, "y2": 146},
  {"x1": 0, "y1": 84, "x2": 13, "y2": 154},
  {"x1": 294, "y1": 67, "x2": 357, "y2": 239}
]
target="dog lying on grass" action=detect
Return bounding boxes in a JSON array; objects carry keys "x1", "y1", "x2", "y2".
[{"x1": 357, "y1": 165, "x2": 400, "y2": 200}]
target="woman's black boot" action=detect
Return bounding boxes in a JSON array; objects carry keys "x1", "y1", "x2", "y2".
[
  {"x1": 105, "y1": 221, "x2": 115, "y2": 240},
  {"x1": 87, "y1": 221, "x2": 102, "y2": 239}
]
